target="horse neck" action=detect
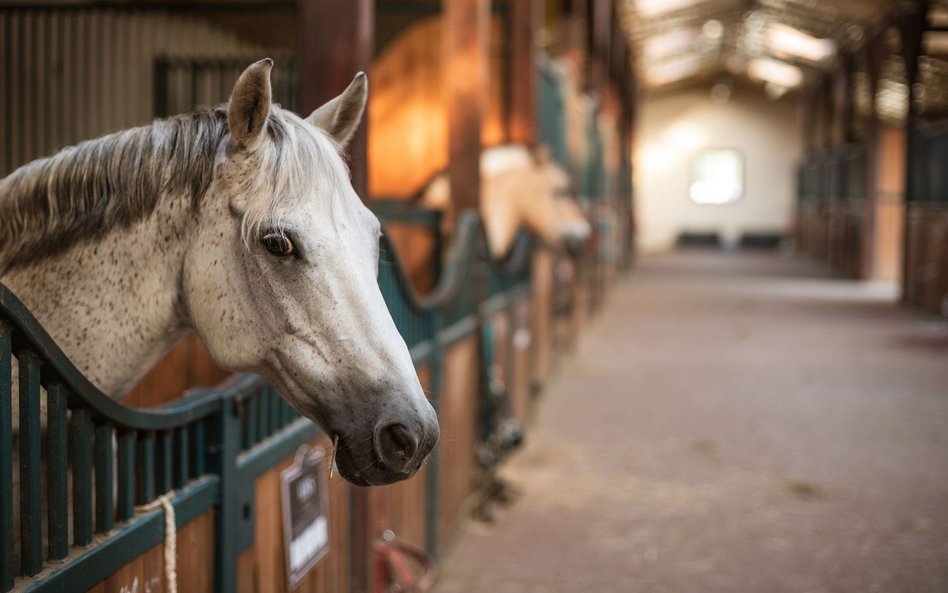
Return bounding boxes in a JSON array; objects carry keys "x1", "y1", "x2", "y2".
[{"x1": 1, "y1": 196, "x2": 194, "y2": 398}]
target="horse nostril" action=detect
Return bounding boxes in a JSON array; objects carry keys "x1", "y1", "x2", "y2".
[{"x1": 376, "y1": 423, "x2": 419, "y2": 470}]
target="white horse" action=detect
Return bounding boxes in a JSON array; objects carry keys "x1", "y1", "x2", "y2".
[
  {"x1": 420, "y1": 144, "x2": 591, "y2": 258},
  {"x1": 0, "y1": 59, "x2": 438, "y2": 486}
]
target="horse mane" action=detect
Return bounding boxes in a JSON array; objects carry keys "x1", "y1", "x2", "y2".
[{"x1": 0, "y1": 103, "x2": 336, "y2": 273}]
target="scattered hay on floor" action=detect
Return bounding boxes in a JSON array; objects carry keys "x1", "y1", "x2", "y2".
[{"x1": 785, "y1": 479, "x2": 825, "y2": 500}]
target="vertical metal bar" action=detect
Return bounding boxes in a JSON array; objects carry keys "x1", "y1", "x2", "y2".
[
  {"x1": 279, "y1": 397, "x2": 289, "y2": 428},
  {"x1": 174, "y1": 427, "x2": 189, "y2": 489},
  {"x1": 18, "y1": 351, "x2": 42, "y2": 576},
  {"x1": 116, "y1": 430, "x2": 135, "y2": 523},
  {"x1": 268, "y1": 386, "x2": 280, "y2": 435},
  {"x1": 157, "y1": 430, "x2": 172, "y2": 494},
  {"x1": 0, "y1": 320, "x2": 13, "y2": 590},
  {"x1": 47, "y1": 383, "x2": 69, "y2": 560},
  {"x1": 257, "y1": 387, "x2": 269, "y2": 441},
  {"x1": 192, "y1": 420, "x2": 206, "y2": 477},
  {"x1": 94, "y1": 423, "x2": 113, "y2": 533},
  {"x1": 244, "y1": 396, "x2": 257, "y2": 449},
  {"x1": 136, "y1": 431, "x2": 155, "y2": 505},
  {"x1": 71, "y1": 407, "x2": 93, "y2": 546},
  {"x1": 214, "y1": 397, "x2": 242, "y2": 593}
]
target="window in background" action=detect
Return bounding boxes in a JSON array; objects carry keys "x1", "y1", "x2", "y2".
[{"x1": 690, "y1": 149, "x2": 744, "y2": 204}]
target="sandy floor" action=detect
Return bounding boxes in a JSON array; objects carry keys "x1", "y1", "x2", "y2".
[{"x1": 432, "y1": 250, "x2": 948, "y2": 593}]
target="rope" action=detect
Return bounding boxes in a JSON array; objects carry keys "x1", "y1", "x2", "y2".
[{"x1": 135, "y1": 493, "x2": 178, "y2": 593}]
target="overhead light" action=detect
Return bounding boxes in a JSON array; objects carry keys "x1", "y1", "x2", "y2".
[
  {"x1": 747, "y1": 58, "x2": 804, "y2": 88},
  {"x1": 635, "y1": 0, "x2": 706, "y2": 18},
  {"x1": 764, "y1": 23, "x2": 836, "y2": 63},
  {"x1": 702, "y1": 20, "x2": 724, "y2": 40},
  {"x1": 643, "y1": 29, "x2": 699, "y2": 61},
  {"x1": 710, "y1": 81, "x2": 732, "y2": 103},
  {"x1": 764, "y1": 82, "x2": 789, "y2": 100},
  {"x1": 645, "y1": 57, "x2": 705, "y2": 86}
]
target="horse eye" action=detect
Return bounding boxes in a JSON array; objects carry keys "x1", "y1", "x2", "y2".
[{"x1": 261, "y1": 232, "x2": 294, "y2": 257}]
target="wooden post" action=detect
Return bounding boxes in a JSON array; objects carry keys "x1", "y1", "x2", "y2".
[
  {"x1": 509, "y1": 0, "x2": 539, "y2": 145},
  {"x1": 822, "y1": 76, "x2": 835, "y2": 152},
  {"x1": 582, "y1": 0, "x2": 608, "y2": 94},
  {"x1": 802, "y1": 87, "x2": 815, "y2": 155},
  {"x1": 863, "y1": 35, "x2": 884, "y2": 280},
  {"x1": 445, "y1": 0, "x2": 490, "y2": 217},
  {"x1": 900, "y1": 0, "x2": 930, "y2": 301},
  {"x1": 840, "y1": 53, "x2": 856, "y2": 146},
  {"x1": 299, "y1": 0, "x2": 374, "y2": 198}
]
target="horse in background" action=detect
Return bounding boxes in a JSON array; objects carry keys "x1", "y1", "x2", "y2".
[{"x1": 419, "y1": 144, "x2": 592, "y2": 259}]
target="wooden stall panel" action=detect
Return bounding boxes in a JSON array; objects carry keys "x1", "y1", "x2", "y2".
[
  {"x1": 530, "y1": 249, "x2": 555, "y2": 390},
  {"x1": 871, "y1": 126, "x2": 906, "y2": 282},
  {"x1": 236, "y1": 435, "x2": 349, "y2": 593},
  {"x1": 509, "y1": 298, "x2": 533, "y2": 425},
  {"x1": 436, "y1": 337, "x2": 480, "y2": 548},
  {"x1": 84, "y1": 510, "x2": 214, "y2": 593},
  {"x1": 568, "y1": 258, "x2": 588, "y2": 351},
  {"x1": 905, "y1": 206, "x2": 926, "y2": 305},
  {"x1": 124, "y1": 334, "x2": 229, "y2": 409},
  {"x1": 373, "y1": 468, "x2": 429, "y2": 549},
  {"x1": 385, "y1": 224, "x2": 440, "y2": 295},
  {"x1": 921, "y1": 210, "x2": 948, "y2": 313}
]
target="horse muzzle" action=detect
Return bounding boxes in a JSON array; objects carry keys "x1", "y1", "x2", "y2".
[{"x1": 332, "y1": 407, "x2": 439, "y2": 486}]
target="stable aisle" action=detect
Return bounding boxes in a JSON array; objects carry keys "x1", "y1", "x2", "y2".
[{"x1": 432, "y1": 250, "x2": 948, "y2": 593}]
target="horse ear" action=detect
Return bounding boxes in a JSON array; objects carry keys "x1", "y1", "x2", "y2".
[
  {"x1": 306, "y1": 72, "x2": 367, "y2": 147},
  {"x1": 228, "y1": 58, "x2": 273, "y2": 151}
]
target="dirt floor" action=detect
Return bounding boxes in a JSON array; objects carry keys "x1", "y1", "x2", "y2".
[{"x1": 432, "y1": 250, "x2": 948, "y2": 593}]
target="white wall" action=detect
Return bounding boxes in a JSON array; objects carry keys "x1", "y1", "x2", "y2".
[{"x1": 635, "y1": 84, "x2": 803, "y2": 252}]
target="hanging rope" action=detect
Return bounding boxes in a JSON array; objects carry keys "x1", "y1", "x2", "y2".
[{"x1": 135, "y1": 493, "x2": 178, "y2": 593}]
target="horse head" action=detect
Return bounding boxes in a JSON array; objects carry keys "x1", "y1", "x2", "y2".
[
  {"x1": 515, "y1": 146, "x2": 592, "y2": 255},
  {"x1": 184, "y1": 60, "x2": 438, "y2": 485}
]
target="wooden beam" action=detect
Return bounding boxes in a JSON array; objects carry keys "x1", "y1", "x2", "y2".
[
  {"x1": 299, "y1": 0, "x2": 374, "y2": 198},
  {"x1": 445, "y1": 0, "x2": 490, "y2": 216},
  {"x1": 508, "y1": 0, "x2": 539, "y2": 145}
]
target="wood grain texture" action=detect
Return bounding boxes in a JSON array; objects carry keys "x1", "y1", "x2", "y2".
[
  {"x1": 435, "y1": 337, "x2": 480, "y2": 547},
  {"x1": 124, "y1": 334, "x2": 229, "y2": 409},
  {"x1": 385, "y1": 223, "x2": 439, "y2": 294},
  {"x1": 530, "y1": 249, "x2": 554, "y2": 389},
  {"x1": 510, "y1": 298, "x2": 533, "y2": 425},
  {"x1": 86, "y1": 510, "x2": 214, "y2": 593},
  {"x1": 236, "y1": 435, "x2": 350, "y2": 593}
]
